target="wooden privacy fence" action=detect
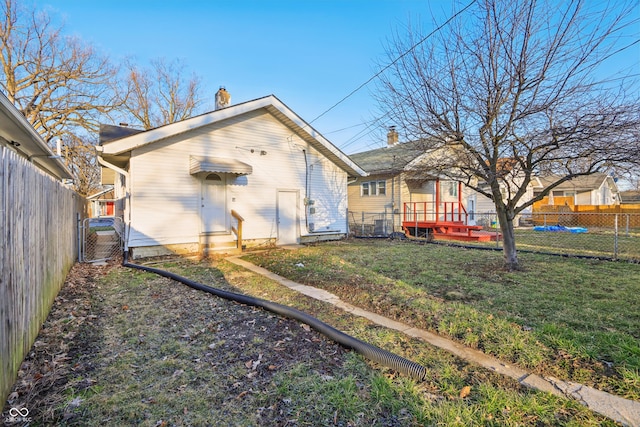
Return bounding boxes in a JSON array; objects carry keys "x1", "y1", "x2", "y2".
[
  {"x1": 0, "y1": 146, "x2": 85, "y2": 404},
  {"x1": 533, "y1": 197, "x2": 640, "y2": 228}
]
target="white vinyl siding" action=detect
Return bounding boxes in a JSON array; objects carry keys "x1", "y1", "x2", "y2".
[{"x1": 127, "y1": 109, "x2": 349, "y2": 247}]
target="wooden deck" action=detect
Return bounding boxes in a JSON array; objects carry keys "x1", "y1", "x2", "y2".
[
  {"x1": 401, "y1": 197, "x2": 501, "y2": 243},
  {"x1": 402, "y1": 220, "x2": 501, "y2": 242}
]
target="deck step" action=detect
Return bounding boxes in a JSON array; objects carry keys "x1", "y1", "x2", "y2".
[{"x1": 433, "y1": 231, "x2": 500, "y2": 242}]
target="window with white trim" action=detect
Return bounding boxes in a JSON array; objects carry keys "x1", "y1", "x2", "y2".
[{"x1": 361, "y1": 180, "x2": 386, "y2": 196}]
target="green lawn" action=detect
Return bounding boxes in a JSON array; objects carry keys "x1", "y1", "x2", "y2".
[
  {"x1": 451, "y1": 228, "x2": 640, "y2": 261},
  {"x1": 245, "y1": 239, "x2": 640, "y2": 401},
  {"x1": 33, "y1": 244, "x2": 636, "y2": 426}
]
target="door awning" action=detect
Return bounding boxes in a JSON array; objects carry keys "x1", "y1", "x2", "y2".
[{"x1": 189, "y1": 156, "x2": 252, "y2": 176}]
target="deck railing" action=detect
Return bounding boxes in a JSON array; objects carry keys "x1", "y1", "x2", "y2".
[
  {"x1": 403, "y1": 201, "x2": 469, "y2": 223},
  {"x1": 231, "y1": 210, "x2": 244, "y2": 251}
]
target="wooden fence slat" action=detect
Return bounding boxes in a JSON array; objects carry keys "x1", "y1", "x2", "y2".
[{"x1": 0, "y1": 146, "x2": 85, "y2": 405}]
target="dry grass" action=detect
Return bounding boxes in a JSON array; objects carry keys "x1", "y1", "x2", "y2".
[{"x1": 2, "y1": 247, "x2": 624, "y2": 426}]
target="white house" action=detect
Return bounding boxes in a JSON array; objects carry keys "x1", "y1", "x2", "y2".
[
  {"x1": 532, "y1": 173, "x2": 620, "y2": 206},
  {"x1": 97, "y1": 94, "x2": 366, "y2": 258}
]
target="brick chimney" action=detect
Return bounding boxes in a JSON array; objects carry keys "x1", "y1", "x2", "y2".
[
  {"x1": 387, "y1": 126, "x2": 399, "y2": 146},
  {"x1": 215, "y1": 87, "x2": 231, "y2": 110}
]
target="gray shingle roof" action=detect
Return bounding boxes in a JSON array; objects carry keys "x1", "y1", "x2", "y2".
[
  {"x1": 350, "y1": 141, "x2": 425, "y2": 175},
  {"x1": 535, "y1": 173, "x2": 611, "y2": 191},
  {"x1": 620, "y1": 191, "x2": 640, "y2": 203}
]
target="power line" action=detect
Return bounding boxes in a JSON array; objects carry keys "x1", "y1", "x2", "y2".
[{"x1": 308, "y1": 0, "x2": 477, "y2": 127}]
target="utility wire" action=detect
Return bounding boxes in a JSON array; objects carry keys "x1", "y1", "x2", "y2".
[{"x1": 308, "y1": 0, "x2": 477, "y2": 127}]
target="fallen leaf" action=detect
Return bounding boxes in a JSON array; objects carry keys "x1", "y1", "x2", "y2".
[
  {"x1": 301, "y1": 323, "x2": 311, "y2": 332},
  {"x1": 459, "y1": 385, "x2": 471, "y2": 398}
]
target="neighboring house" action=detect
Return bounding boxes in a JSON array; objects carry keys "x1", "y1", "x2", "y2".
[
  {"x1": 347, "y1": 129, "x2": 426, "y2": 218},
  {"x1": 87, "y1": 187, "x2": 116, "y2": 217},
  {"x1": 532, "y1": 173, "x2": 620, "y2": 206},
  {"x1": 620, "y1": 190, "x2": 640, "y2": 204},
  {"x1": 0, "y1": 98, "x2": 71, "y2": 181},
  {"x1": 97, "y1": 94, "x2": 366, "y2": 258},
  {"x1": 348, "y1": 129, "x2": 500, "y2": 240}
]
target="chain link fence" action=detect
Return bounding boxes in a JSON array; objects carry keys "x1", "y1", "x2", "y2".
[
  {"x1": 348, "y1": 210, "x2": 640, "y2": 262},
  {"x1": 80, "y1": 217, "x2": 124, "y2": 263}
]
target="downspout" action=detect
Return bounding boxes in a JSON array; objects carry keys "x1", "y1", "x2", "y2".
[
  {"x1": 302, "y1": 149, "x2": 310, "y2": 232},
  {"x1": 97, "y1": 155, "x2": 132, "y2": 251}
]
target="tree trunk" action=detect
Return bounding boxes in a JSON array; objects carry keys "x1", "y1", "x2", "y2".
[{"x1": 496, "y1": 208, "x2": 519, "y2": 270}]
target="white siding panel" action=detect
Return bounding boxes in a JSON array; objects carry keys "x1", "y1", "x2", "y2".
[
  {"x1": 305, "y1": 151, "x2": 348, "y2": 231},
  {"x1": 127, "y1": 109, "x2": 349, "y2": 247}
]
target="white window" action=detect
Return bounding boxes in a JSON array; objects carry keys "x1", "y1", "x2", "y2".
[
  {"x1": 361, "y1": 180, "x2": 386, "y2": 196},
  {"x1": 446, "y1": 181, "x2": 458, "y2": 197}
]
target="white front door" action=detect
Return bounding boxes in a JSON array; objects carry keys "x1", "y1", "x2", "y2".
[
  {"x1": 277, "y1": 190, "x2": 299, "y2": 245},
  {"x1": 202, "y1": 174, "x2": 227, "y2": 233}
]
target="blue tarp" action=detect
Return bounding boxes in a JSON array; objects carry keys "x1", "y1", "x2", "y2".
[{"x1": 533, "y1": 225, "x2": 588, "y2": 233}]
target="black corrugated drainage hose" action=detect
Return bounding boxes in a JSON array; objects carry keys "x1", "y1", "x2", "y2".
[{"x1": 122, "y1": 252, "x2": 427, "y2": 381}]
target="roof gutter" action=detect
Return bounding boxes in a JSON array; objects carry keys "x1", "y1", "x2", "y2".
[
  {"x1": 0, "y1": 94, "x2": 73, "y2": 180},
  {"x1": 97, "y1": 154, "x2": 129, "y2": 179}
]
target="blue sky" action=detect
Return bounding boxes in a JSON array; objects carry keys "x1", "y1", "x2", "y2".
[{"x1": 29, "y1": 0, "x2": 639, "y2": 155}]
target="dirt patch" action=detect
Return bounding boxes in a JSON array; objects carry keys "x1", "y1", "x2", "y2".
[
  {"x1": 2, "y1": 258, "x2": 348, "y2": 426},
  {"x1": 2, "y1": 261, "x2": 111, "y2": 424}
]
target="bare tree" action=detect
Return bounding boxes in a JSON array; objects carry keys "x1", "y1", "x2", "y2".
[
  {"x1": 121, "y1": 58, "x2": 206, "y2": 129},
  {"x1": 60, "y1": 134, "x2": 102, "y2": 196},
  {"x1": 1, "y1": 0, "x2": 122, "y2": 195},
  {"x1": 0, "y1": 0, "x2": 121, "y2": 140},
  {"x1": 376, "y1": 0, "x2": 640, "y2": 269}
]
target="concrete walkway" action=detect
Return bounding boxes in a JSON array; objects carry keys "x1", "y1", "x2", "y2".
[{"x1": 226, "y1": 255, "x2": 640, "y2": 427}]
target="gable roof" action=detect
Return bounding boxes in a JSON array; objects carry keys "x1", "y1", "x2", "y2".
[
  {"x1": 534, "y1": 173, "x2": 616, "y2": 192},
  {"x1": 98, "y1": 95, "x2": 366, "y2": 178},
  {"x1": 87, "y1": 187, "x2": 115, "y2": 200},
  {"x1": 99, "y1": 123, "x2": 144, "y2": 143},
  {"x1": 0, "y1": 92, "x2": 72, "y2": 180},
  {"x1": 349, "y1": 140, "x2": 426, "y2": 175},
  {"x1": 620, "y1": 190, "x2": 640, "y2": 203}
]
